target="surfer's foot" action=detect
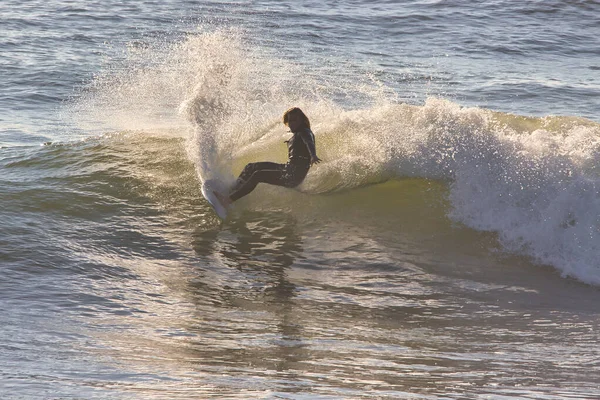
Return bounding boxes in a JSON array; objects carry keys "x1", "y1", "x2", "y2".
[
  {"x1": 229, "y1": 178, "x2": 245, "y2": 194},
  {"x1": 213, "y1": 191, "x2": 232, "y2": 207}
]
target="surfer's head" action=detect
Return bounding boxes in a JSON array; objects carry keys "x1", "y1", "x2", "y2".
[{"x1": 283, "y1": 107, "x2": 311, "y2": 132}]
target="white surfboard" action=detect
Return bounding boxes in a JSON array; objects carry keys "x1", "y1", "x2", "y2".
[{"x1": 201, "y1": 178, "x2": 230, "y2": 219}]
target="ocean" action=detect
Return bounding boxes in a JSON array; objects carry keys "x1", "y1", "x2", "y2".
[{"x1": 1, "y1": 0, "x2": 599, "y2": 398}]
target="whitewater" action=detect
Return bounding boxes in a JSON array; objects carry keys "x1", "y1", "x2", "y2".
[{"x1": 2, "y1": 1, "x2": 600, "y2": 398}]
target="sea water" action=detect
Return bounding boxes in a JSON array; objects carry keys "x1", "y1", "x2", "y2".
[{"x1": 1, "y1": 1, "x2": 599, "y2": 398}]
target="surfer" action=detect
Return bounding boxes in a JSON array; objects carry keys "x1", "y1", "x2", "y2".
[{"x1": 216, "y1": 107, "x2": 321, "y2": 205}]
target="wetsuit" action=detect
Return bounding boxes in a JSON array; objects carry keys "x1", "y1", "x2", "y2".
[{"x1": 229, "y1": 128, "x2": 317, "y2": 202}]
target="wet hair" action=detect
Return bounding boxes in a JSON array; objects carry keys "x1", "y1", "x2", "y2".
[{"x1": 283, "y1": 107, "x2": 311, "y2": 129}]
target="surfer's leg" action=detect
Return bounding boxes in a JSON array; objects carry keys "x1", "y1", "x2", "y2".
[
  {"x1": 229, "y1": 162, "x2": 288, "y2": 202},
  {"x1": 233, "y1": 162, "x2": 265, "y2": 186},
  {"x1": 229, "y1": 162, "x2": 262, "y2": 193}
]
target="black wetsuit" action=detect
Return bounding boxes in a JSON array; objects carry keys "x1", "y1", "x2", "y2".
[{"x1": 229, "y1": 128, "x2": 317, "y2": 202}]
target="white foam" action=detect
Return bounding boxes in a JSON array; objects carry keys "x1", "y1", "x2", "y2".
[
  {"x1": 325, "y1": 99, "x2": 600, "y2": 285},
  {"x1": 295, "y1": 98, "x2": 600, "y2": 284}
]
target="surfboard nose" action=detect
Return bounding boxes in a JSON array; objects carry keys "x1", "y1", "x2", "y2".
[{"x1": 201, "y1": 179, "x2": 230, "y2": 219}]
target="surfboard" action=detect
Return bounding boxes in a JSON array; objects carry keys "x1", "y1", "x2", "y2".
[{"x1": 201, "y1": 178, "x2": 230, "y2": 219}]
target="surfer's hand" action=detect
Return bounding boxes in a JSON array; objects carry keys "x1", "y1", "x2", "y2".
[{"x1": 311, "y1": 155, "x2": 322, "y2": 165}]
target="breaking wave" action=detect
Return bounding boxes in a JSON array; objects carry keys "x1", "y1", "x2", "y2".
[{"x1": 66, "y1": 29, "x2": 600, "y2": 285}]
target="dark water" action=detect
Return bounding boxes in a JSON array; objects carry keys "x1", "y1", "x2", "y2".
[{"x1": 1, "y1": 1, "x2": 600, "y2": 398}]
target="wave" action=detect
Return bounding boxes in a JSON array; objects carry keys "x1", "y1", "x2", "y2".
[
  {"x1": 247, "y1": 99, "x2": 599, "y2": 286},
  {"x1": 63, "y1": 29, "x2": 600, "y2": 286}
]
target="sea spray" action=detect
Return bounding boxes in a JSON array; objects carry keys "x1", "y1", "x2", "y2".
[
  {"x1": 174, "y1": 30, "x2": 340, "y2": 185},
  {"x1": 68, "y1": 28, "x2": 600, "y2": 285}
]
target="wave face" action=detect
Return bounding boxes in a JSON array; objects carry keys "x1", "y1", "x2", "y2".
[{"x1": 68, "y1": 30, "x2": 600, "y2": 285}]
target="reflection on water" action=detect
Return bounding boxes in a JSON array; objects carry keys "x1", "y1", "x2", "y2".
[
  {"x1": 191, "y1": 212, "x2": 302, "y2": 309},
  {"x1": 190, "y1": 212, "x2": 310, "y2": 384},
  {"x1": 180, "y1": 212, "x2": 600, "y2": 399},
  {"x1": 64, "y1": 205, "x2": 600, "y2": 399}
]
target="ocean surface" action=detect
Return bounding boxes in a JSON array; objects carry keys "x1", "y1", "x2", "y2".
[{"x1": 1, "y1": 1, "x2": 600, "y2": 398}]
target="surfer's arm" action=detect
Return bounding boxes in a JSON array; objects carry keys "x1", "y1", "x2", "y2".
[{"x1": 300, "y1": 129, "x2": 321, "y2": 164}]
